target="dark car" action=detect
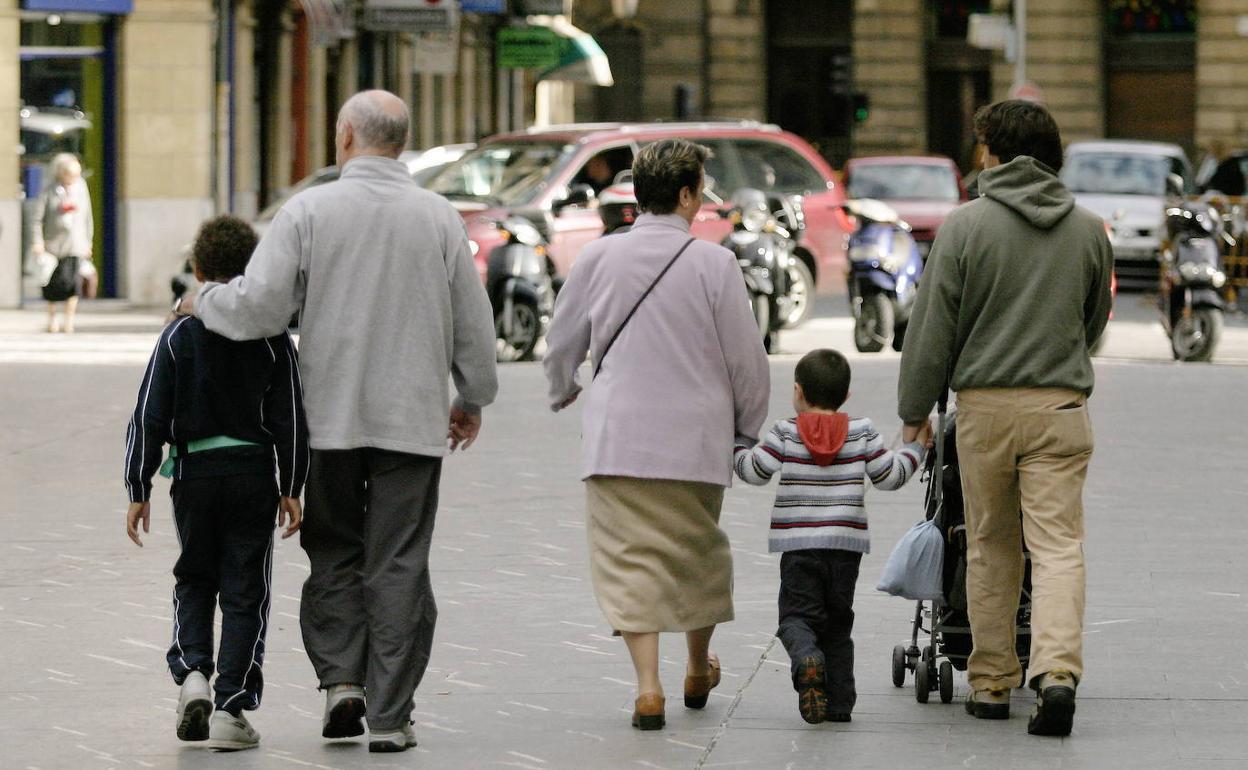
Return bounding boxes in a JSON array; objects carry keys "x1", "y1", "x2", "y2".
[
  {"x1": 423, "y1": 121, "x2": 856, "y2": 309},
  {"x1": 842, "y1": 155, "x2": 968, "y2": 258}
]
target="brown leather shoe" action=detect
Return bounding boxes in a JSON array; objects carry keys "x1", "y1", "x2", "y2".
[
  {"x1": 631, "y1": 693, "x2": 665, "y2": 731},
  {"x1": 684, "y1": 652, "x2": 722, "y2": 709}
]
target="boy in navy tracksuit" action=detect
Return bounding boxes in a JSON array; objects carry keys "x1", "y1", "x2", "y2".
[{"x1": 124, "y1": 215, "x2": 309, "y2": 751}]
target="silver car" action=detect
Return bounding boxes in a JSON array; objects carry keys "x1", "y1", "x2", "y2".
[{"x1": 1062, "y1": 140, "x2": 1192, "y2": 289}]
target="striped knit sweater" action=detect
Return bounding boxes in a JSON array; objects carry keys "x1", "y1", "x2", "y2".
[{"x1": 734, "y1": 415, "x2": 923, "y2": 554}]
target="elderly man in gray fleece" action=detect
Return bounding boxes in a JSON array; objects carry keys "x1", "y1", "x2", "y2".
[{"x1": 179, "y1": 90, "x2": 498, "y2": 753}]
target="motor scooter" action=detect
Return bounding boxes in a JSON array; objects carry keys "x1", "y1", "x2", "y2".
[
  {"x1": 1158, "y1": 186, "x2": 1230, "y2": 362},
  {"x1": 483, "y1": 216, "x2": 556, "y2": 362},
  {"x1": 843, "y1": 199, "x2": 923, "y2": 353},
  {"x1": 720, "y1": 188, "x2": 795, "y2": 353}
]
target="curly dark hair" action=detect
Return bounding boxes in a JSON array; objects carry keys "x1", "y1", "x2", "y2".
[
  {"x1": 192, "y1": 215, "x2": 258, "y2": 281},
  {"x1": 973, "y1": 99, "x2": 1065, "y2": 173},
  {"x1": 795, "y1": 349, "x2": 851, "y2": 410},
  {"x1": 632, "y1": 139, "x2": 710, "y2": 215}
]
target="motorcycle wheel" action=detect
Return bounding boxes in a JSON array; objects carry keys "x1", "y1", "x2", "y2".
[
  {"x1": 782, "y1": 259, "x2": 815, "y2": 329},
  {"x1": 853, "y1": 294, "x2": 893, "y2": 353},
  {"x1": 752, "y1": 293, "x2": 772, "y2": 352},
  {"x1": 1172, "y1": 307, "x2": 1223, "y2": 362},
  {"x1": 496, "y1": 300, "x2": 541, "y2": 363}
]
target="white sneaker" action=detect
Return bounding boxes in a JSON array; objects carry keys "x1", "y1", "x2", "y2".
[
  {"x1": 368, "y1": 721, "x2": 417, "y2": 753},
  {"x1": 322, "y1": 684, "x2": 366, "y2": 739},
  {"x1": 175, "y1": 671, "x2": 212, "y2": 742},
  {"x1": 208, "y1": 710, "x2": 260, "y2": 751}
]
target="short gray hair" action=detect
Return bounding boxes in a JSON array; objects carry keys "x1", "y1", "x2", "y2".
[
  {"x1": 48, "y1": 153, "x2": 82, "y2": 186},
  {"x1": 338, "y1": 91, "x2": 410, "y2": 154}
]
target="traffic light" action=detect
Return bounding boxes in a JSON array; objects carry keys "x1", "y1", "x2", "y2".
[{"x1": 852, "y1": 93, "x2": 870, "y2": 123}]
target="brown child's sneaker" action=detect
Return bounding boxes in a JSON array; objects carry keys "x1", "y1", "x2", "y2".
[
  {"x1": 795, "y1": 657, "x2": 827, "y2": 724},
  {"x1": 964, "y1": 687, "x2": 1011, "y2": 720},
  {"x1": 1028, "y1": 670, "x2": 1076, "y2": 737}
]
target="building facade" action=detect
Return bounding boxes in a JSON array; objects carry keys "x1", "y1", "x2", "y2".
[
  {"x1": 3, "y1": 0, "x2": 552, "y2": 307},
  {"x1": 6, "y1": 0, "x2": 1248, "y2": 308}
]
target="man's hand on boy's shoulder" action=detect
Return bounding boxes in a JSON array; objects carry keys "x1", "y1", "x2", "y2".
[
  {"x1": 279, "y1": 497, "x2": 303, "y2": 539},
  {"x1": 126, "y1": 501, "x2": 150, "y2": 547}
]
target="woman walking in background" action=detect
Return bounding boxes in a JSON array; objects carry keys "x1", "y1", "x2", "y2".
[
  {"x1": 543, "y1": 139, "x2": 771, "y2": 731},
  {"x1": 32, "y1": 152, "x2": 95, "y2": 333}
]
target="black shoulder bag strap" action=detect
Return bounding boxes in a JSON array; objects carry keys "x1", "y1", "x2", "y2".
[{"x1": 593, "y1": 237, "x2": 696, "y2": 380}]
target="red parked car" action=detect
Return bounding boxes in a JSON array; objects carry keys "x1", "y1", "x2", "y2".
[
  {"x1": 424, "y1": 122, "x2": 856, "y2": 317},
  {"x1": 843, "y1": 155, "x2": 968, "y2": 258}
]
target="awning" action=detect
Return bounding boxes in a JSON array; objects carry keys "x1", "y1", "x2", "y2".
[{"x1": 528, "y1": 16, "x2": 614, "y2": 87}]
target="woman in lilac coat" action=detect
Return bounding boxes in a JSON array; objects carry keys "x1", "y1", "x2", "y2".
[{"x1": 544, "y1": 139, "x2": 771, "y2": 731}]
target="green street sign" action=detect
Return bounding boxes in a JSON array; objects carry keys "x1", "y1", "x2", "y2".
[{"x1": 498, "y1": 27, "x2": 561, "y2": 70}]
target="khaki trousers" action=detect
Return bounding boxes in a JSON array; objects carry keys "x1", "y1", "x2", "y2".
[{"x1": 955, "y1": 388, "x2": 1093, "y2": 692}]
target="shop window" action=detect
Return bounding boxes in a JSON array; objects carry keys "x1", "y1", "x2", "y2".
[{"x1": 1107, "y1": 0, "x2": 1197, "y2": 35}]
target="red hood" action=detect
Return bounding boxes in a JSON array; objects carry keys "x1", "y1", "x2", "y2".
[{"x1": 796, "y1": 413, "x2": 850, "y2": 467}]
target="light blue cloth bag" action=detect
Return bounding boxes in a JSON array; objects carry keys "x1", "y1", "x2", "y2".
[
  {"x1": 876, "y1": 518, "x2": 945, "y2": 601},
  {"x1": 877, "y1": 406, "x2": 949, "y2": 601}
]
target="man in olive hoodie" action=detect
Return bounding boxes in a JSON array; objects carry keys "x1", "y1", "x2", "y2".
[{"x1": 898, "y1": 100, "x2": 1113, "y2": 737}]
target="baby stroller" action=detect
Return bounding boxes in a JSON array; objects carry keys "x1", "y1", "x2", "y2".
[{"x1": 890, "y1": 398, "x2": 1033, "y2": 704}]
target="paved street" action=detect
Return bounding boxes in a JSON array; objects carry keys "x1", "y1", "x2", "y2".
[{"x1": 1, "y1": 302, "x2": 1246, "y2": 769}]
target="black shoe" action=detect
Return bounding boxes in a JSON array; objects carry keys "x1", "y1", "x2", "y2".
[
  {"x1": 1028, "y1": 671, "x2": 1076, "y2": 737},
  {"x1": 825, "y1": 712, "x2": 852, "y2": 723},
  {"x1": 964, "y1": 688, "x2": 1011, "y2": 720},
  {"x1": 795, "y1": 657, "x2": 827, "y2": 724}
]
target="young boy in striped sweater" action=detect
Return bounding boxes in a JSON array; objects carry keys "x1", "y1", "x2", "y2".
[{"x1": 734, "y1": 349, "x2": 930, "y2": 724}]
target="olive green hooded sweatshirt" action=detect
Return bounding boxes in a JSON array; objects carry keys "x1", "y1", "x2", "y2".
[{"x1": 897, "y1": 156, "x2": 1114, "y2": 424}]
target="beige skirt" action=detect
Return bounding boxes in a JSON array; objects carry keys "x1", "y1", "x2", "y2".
[{"x1": 585, "y1": 476, "x2": 733, "y2": 633}]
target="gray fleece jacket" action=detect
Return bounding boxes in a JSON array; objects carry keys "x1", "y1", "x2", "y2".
[
  {"x1": 898, "y1": 156, "x2": 1113, "y2": 424},
  {"x1": 197, "y1": 155, "x2": 498, "y2": 456}
]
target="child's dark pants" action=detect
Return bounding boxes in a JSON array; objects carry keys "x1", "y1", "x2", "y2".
[
  {"x1": 777, "y1": 549, "x2": 863, "y2": 714},
  {"x1": 166, "y1": 473, "x2": 278, "y2": 716}
]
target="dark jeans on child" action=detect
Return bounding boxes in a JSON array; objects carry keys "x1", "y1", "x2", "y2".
[
  {"x1": 167, "y1": 473, "x2": 278, "y2": 716},
  {"x1": 777, "y1": 548, "x2": 863, "y2": 714}
]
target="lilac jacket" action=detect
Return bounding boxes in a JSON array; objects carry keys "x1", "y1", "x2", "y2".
[{"x1": 544, "y1": 214, "x2": 771, "y2": 486}]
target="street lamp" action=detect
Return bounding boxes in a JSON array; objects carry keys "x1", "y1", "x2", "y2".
[{"x1": 611, "y1": 0, "x2": 639, "y2": 19}]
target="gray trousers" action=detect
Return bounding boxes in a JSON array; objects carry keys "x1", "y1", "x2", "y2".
[{"x1": 300, "y1": 449, "x2": 441, "y2": 731}]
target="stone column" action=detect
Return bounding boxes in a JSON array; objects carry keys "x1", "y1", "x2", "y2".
[
  {"x1": 854, "y1": 0, "x2": 926, "y2": 156},
  {"x1": 1196, "y1": 0, "x2": 1248, "y2": 153},
  {"x1": 118, "y1": 0, "x2": 216, "y2": 305},
  {"x1": 265, "y1": 8, "x2": 294, "y2": 200},
  {"x1": 233, "y1": 0, "x2": 258, "y2": 219},
  {"x1": 307, "y1": 43, "x2": 329, "y2": 168},
  {"x1": 1013, "y1": 0, "x2": 1103, "y2": 141},
  {"x1": 705, "y1": 0, "x2": 764, "y2": 121},
  {"x1": 0, "y1": 0, "x2": 20, "y2": 308}
]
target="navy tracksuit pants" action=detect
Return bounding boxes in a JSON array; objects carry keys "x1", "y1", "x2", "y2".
[
  {"x1": 167, "y1": 474, "x2": 278, "y2": 715},
  {"x1": 777, "y1": 549, "x2": 863, "y2": 714}
]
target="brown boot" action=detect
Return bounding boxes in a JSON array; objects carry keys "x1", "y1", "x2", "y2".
[
  {"x1": 684, "y1": 652, "x2": 722, "y2": 709},
  {"x1": 631, "y1": 693, "x2": 665, "y2": 731}
]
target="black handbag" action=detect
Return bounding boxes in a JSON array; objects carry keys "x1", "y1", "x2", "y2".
[
  {"x1": 593, "y1": 237, "x2": 696, "y2": 380},
  {"x1": 42, "y1": 256, "x2": 80, "y2": 302}
]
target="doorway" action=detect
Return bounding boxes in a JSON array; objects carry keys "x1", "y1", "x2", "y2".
[
  {"x1": 19, "y1": 14, "x2": 119, "y2": 299},
  {"x1": 926, "y1": 41, "x2": 991, "y2": 174},
  {"x1": 765, "y1": 0, "x2": 853, "y2": 167}
]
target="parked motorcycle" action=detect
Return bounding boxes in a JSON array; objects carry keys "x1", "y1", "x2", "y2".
[
  {"x1": 483, "y1": 216, "x2": 556, "y2": 362},
  {"x1": 721, "y1": 188, "x2": 795, "y2": 353},
  {"x1": 1158, "y1": 193, "x2": 1229, "y2": 362},
  {"x1": 843, "y1": 199, "x2": 923, "y2": 353}
]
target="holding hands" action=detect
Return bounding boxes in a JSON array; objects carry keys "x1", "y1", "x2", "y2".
[{"x1": 904, "y1": 419, "x2": 936, "y2": 450}]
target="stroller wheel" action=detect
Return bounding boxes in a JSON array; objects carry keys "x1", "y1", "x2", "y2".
[
  {"x1": 939, "y1": 661, "x2": 954, "y2": 704},
  {"x1": 915, "y1": 658, "x2": 931, "y2": 703},
  {"x1": 891, "y1": 645, "x2": 907, "y2": 687}
]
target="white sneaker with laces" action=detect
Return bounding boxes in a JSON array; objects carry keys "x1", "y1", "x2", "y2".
[
  {"x1": 368, "y1": 721, "x2": 417, "y2": 753},
  {"x1": 208, "y1": 710, "x2": 260, "y2": 751},
  {"x1": 322, "y1": 683, "x2": 366, "y2": 739},
  {"x1": 175, "y1": 671, "x2": 212, "y2": 742}
]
